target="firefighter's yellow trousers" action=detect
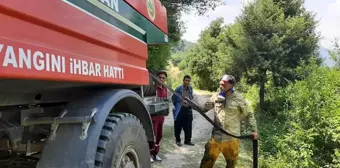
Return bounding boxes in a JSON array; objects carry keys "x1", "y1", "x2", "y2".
[{"x1": 199, "y1": 137, "x2": 240, "y2": 168}]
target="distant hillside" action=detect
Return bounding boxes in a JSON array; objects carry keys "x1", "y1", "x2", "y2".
[
  {"x1": 171, "y1": 40, "x2": 196, "y2": 53},
  {"x1": 170, "y1": 40, "x2": 196, "y2": 67},
  {"x1": 319, "y1": 47, "x2": 335, "y2": 67}
]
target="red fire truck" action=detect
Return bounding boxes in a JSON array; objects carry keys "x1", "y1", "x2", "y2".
[{"x1": 0, "y1": 0, "x2": 169, "y2": 167}]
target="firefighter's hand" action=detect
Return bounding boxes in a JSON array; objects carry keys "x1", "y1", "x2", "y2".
[
  {"x1": 183, "y1": 100, "x2": 188, "y2": 104},
  {"x1": 252, "y1": 132, "x2": 259, "y2": 140},
  {"x1": 183, "y1": 97, "x2": 190, "y2": 104},
  {"x1": 204, "y1": 102, "x2": 214, "y2": 110}
]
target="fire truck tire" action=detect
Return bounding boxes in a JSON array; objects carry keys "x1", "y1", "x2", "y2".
[{"x1": 94, "y1": 113, "x2": 151, "y2": 168}]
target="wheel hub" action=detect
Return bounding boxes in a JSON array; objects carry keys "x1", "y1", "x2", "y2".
[{"x1": 117, "y1": 145, "x2": 140, "y2": 168}]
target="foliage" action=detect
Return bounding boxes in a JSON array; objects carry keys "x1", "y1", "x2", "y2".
[
  {"x1": 171, "y1": 52, "x2": 185, "y2": 67},
  {"x1": 161, "y1": 0, "x2": 224, "y2": 15},
  {"x1": 258, "y1": 61, "x2": 340, "y2": 167},
  {"x1": 147, "y1": 0, "x2": 223, "y2": 71},
  {"x1": 147, "y1": 45, "x2": 171, "y2": 71},
  {"x1": 184, "y1": 0, "x2": 320, "y2": 108},
  {"x1": 186, "y1": 18, "x2": 225, "y2": 91},
  {"x1": 235, "y1": 77, "x2": 259, "y2": 111},
  {"x1": 329, "y1": 38, "x2": 340, "y2": 67},
  {"x1": 215, "y1": 22, "x2": 247, "y2": 82},
  {"x1": 166, "y1": 62, "x2": 195, "y2": 89},
  {"x1": 228, "y1": 0, "x2": 319, "y2": 109},
  {"x1": 170, "y1": 40, "x2": 195, "y2": 67},
  {"x1": 167, "y1": 39, "x2": 197, "y2": 88}
]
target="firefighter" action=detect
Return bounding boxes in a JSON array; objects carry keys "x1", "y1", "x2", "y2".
[{"x1": 198, "y1": 74, "x2": 258, "y2": 168}]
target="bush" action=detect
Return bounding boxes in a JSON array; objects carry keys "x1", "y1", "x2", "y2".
[
  {"x1": 259, "y1": 66, "x2": 340, "y2": 167},
  {"x1": 166, "y1": 62, "x2": 197, "y2": 89}
]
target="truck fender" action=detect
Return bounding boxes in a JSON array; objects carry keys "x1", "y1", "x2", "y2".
[{"x1": 37, "y1": 89, "x2": 154, "y2": 168}]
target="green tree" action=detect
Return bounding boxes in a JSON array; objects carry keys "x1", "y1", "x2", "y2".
[
  {"x1": 186, "y1": 18, "x2": 225, "y2": 91},
  {"x1": 216, "y1": 22, "x2": 249, "y2": 82},
  {"x1": 147, "y1": 0, "x2": 224, "y2": 71},
  {"x1": 222, "y1": 0, "x2": 319, "y2": 109},
  {"x1": 329, "y1": 38, "x2": 340, "y2": 67},
  {"x1": 147, "y1": 45, "x2": 171, "y2": 71},
  {"x1": 272, "y1": 0, "x2": 304, "y2": 18}
]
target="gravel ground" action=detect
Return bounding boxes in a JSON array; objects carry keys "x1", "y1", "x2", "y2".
[{"x1": 152, "y1": 93, "x2": 253, "y2": 168}]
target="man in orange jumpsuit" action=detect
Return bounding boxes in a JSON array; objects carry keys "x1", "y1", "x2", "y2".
[
  {"x1": 149, "y1": 70, "x2": 168, "y2": 163},
  {"x1": 199, "y1": 74, "x2": 259, "y2": 168}
]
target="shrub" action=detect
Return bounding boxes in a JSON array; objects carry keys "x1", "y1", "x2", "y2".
[{"x1": 259, "y1": 66, "x2": 340, "y2": 167}]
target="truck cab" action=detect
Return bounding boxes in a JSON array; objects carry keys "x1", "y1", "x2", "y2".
[{"x1": 0, "y1": 0, "x2": 169, "y2": 167}]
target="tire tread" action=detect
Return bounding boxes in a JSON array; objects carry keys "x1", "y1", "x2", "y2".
[{"x1": 94, "y1": 113, "x2": 146, "y2": 167}]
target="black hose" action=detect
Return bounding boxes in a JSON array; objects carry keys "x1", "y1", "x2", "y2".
[
  {"x1": 253, "y1": 140, "x2": 258, "y2": 168},
  {"x1": 148, "y1": 71, "x2": 258, "y2": 168}
]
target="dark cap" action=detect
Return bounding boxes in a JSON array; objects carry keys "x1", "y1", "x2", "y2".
[{"x1": 156, "y1": 70, "x2": 167, "y2": 77}]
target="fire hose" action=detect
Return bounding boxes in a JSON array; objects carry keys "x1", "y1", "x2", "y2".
[{"x1": 149, "y1": 71, "x2": 258, "y2": 168}]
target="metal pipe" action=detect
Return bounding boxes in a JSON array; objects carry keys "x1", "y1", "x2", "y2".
[
  {"x1": 141, "y1": 86, "x2": 144, "y2": 98},
  {"x1": 22, "y1": 116, "x2": 93, "y2": 126}
]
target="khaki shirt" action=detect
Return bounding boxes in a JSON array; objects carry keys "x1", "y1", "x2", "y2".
[{"x1": 204, "y1": 92, "x2": 257, "y2": 142}]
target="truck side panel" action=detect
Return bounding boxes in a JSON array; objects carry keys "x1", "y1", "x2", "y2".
[
  {"x1": 124, "y1": 0, "x2": 168, "y2": 34},
  {"x1": 0, "y1": 0, "x2": 149, "y2": 85}
]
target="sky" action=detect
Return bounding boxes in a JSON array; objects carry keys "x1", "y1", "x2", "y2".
[{"x1": 181, "y1": 0, "x2": 340, "y2": 50}]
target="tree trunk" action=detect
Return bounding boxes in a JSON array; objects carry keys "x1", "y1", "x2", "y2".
[
  {"x1": 259, "y1": 80, "x2": 265, "y2": 110},
  {"x1": 259, "y1": 70, "x2": 266, "y2": 110}
]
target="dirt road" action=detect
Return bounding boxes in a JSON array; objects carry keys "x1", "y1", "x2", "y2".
[{"x1": 152, "y1": 93, "x2": 253, "y2": 168}]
